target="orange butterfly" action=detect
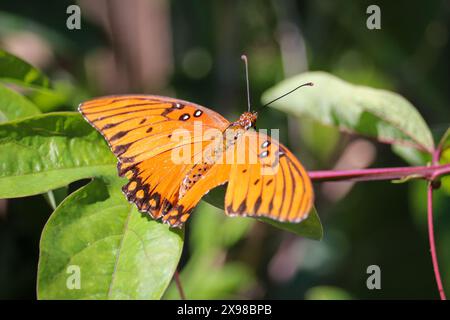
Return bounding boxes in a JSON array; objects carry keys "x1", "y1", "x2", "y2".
[{"x1": 79, "y1": 84, "x2": 313, "y2": 228}]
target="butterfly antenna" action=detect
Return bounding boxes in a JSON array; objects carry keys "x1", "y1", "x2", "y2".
[
  {"x1": 241, "y1": 54, "x2": 251, "y2": 112},
  {"x1": 259, "y1": 82, "x2": 314, "y2": 110}
]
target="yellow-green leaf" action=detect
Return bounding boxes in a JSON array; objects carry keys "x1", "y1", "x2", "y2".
[
  {"x1": 262, "y1": 71, "x2": 434, "y2": 153},
  {"x1": 38, "y1": 176, "x2": 184, "y2": 299},
  {"x1": 0, "y1": 112, "x2": 115, "y2": 198}
]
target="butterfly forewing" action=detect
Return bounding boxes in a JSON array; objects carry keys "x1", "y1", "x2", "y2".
[
  {"x1": 79, "y1": 95, "x2": 229, "y2": 161},
  {"x1": 79, "y1": 95, "x2": 230, "y2": 226}
]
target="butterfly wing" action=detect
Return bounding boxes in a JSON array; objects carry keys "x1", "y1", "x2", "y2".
[
  {"x1": 80, "y1": 96, "x2": 313, "y2": 225},
  {"x1": 118, "y1": 141, "x2": 207, "y2": 220},
  {"x1": 224, "y1": 131, "x2": 314, "y2": 222},
  {"x1": 160, "y1": 142, "x2": 232, "y2": 226},
  {"x1": 79, "y1": 95, "x2": 229, "y2": 162},
  {"x1": 79, "y1": 95, "x2": 230, "y2": 223}
]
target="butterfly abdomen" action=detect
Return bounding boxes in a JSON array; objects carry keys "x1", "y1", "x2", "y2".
[
  {"x1": 179, "y1": 163, "x2": 212, "y2": 198},
  {"x1": 178, "y1": 126, "x2": 244, "y2": 197}
]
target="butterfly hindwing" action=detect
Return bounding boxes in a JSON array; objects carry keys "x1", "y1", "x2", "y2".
[
  {"x1": 224, "y1": 131, "x2": 314, "y2": 223},
  {"x1": 161, "y1": 141, "x2": 233, "y2": 227}
]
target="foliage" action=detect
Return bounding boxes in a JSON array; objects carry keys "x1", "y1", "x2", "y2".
[
  {"x1": 262, "y1": 72, "x2": 434, "y2": 154},
  {"x1": 38, "y1": 176, "x2": 183, "y2": 299},
  {"x1": 0, "y1": 51, "x2": 324, "y2": 299},
  {"x1": 0, "y1": 84, "x2": 41, "y2": 122},
  {"x1": 1, "y1": 48, "x2": 447, "y2": 299},
  {"x1": 0, "y1": 1, "x2": 449, "y2": 300},
  {"x1": 0, "y1": 49, "x2": 50, "y2": 88}
]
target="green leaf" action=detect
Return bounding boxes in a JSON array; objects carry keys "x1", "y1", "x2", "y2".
[
  {"x1": 438, "y1": 127, "x2": 450, "y2": 164},
  {"x1": 441, "y1": 149, "x2": 450, "y2": 166},
  {"x1": 305, "y1": 285, "x2": 353, "y2": 300},
  {"x1": 262, "y1": 71, "x2": 434, "y2": 153},
  {"x1": 165, "y1": 201, "x2": 254, "y2": 299},
  {"x1": 391, "y1": 144, "x2": 431, "y2": 166},
  {"x1": 0, "y1": 112, "x2": 116, "y2": 198},
  {"x1": 38, "y1": 176, "x2": 184, "y2": 299},
  {"x1": 259, "y1": 206, "x2": 323, "y2": 240},
  {"x1": 441, "y1": 176, "x2": 450, "y2": 196},
  {"x1": 0, "y1": 49, "x2": 83, "y2": 113},
  {"x1": 25, "y1": 80, "x2": 89, "y2": 113},
  {"x1": 164, "y1": 257, "x2": 253, "y2": 299},
  {"x1": 44, "y1": 186, "x2": 68, "y2": 210},
  {"x1": 0, "y1": 49, "x2": 50, "y2": 88},
  {"x1": 298, "y1": 117, "x2": 340, "y2": 163},
  {"x1": 203, "y1": 184, "x2": 323, "y2": 240},
  {"x1": 189, "y1": 201, "x2": 254, "y2": 253},
  {"x1": 25, "y1": 86, "x2": 70, "y2": 113},
  {"x1": 0, "y1": 83, "x2": 41, "y2": 122},
  {"x1": 202, "y1": 184, "x2": 228, "y2": 211},
  {"x1": 436, "y1": 129, "x2": 450, "y2": 198}
]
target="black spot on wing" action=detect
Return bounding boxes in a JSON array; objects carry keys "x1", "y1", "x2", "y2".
[
  {"x1": 161, "y1": 103, "x2": 184, "y2": 116},
  {"x1": 161, "y1": 198, "x2": 173, "y2": 216},
  {"x1": 113, "y1": 143, "x2": 132, "y2": 156},
  {"x1": 117, "y1": 162, "x2": 138, "y2": 177},
  {"x1": 259, "y1": 150, "x2": 269, "y2": 158},
  {"x1": 121, "y1": 156, "x2": 136, "y2": 163},
  {"x1": 149, "y1": 192, "x2": 162, "y2": 211},
  {"x1": 87, "y1": 102, "x2": 162, "y2": 116},
  {"x1": 110, "y1": 131, "x2": 128, "y2": 142},
  {"x1": 254, "y1": 196, "x2": 262, "y2": 214},
  {"x1": 285, "y1": 156, "x2": 309, "y2": 215},
  {"x1": 179, "y1": 113, "x2": 190, "y2": 121},
  {"x1": 277, "y1": 160, "x2": 287, "y2": 219},
  {"x1": 237, "y1": 201, "x2": 247, "y2": 214},
  {"x1": 261, "y1": 140, "x2": 270, "y2": 148},
  {"x1": 102, "y1": 122, "x2": 119, "y2": 130},
  {"x1": 285, "y1": 160, "x2": 296, "y2": 217},
  {"x1": 92, "y1": 107, "x2": 163, "y2": 122}
]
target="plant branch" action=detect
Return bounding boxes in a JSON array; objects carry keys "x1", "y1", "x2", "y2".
[
  {"x1": 174, "y1": 270, "x2": 186, "y2": 300},
  {"x1": 308, "y1": 163, "x2": 450, "y2": 182},
  {"x1": 308, "y1": 160, "x2": 449, "y2": 300},
  {"x1": 427, "y1": 183, "x2": 446, "y2": 300}
]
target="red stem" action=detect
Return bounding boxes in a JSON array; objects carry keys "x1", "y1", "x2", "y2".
[
  {"x1": 308, "y1": 161, "x2": 449, "y2": 300},
  {"x1": 308, "y1": 163, "x2": 450, "y2": 182},
  {"x1": 174, "y1": 270, "x2": 186, "y2": 300},
  {"x1": 427, "y1": 183, "x2": 446, "y2": 300}
]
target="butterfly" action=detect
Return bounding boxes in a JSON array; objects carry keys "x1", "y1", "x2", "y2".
[{"x1": 79, "y1": 94, "x2": 314, "y2": 228}]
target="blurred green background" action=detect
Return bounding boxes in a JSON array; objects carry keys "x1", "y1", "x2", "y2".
[{"x1": 0, "y1": 0, "x2": 449, "y2": 299}]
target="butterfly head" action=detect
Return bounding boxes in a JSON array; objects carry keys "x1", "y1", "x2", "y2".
[{"x1": 238, "y1": 111, "x2": 258, "y2": 130}]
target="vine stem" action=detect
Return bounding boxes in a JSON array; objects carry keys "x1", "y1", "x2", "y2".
[
  {"x1": 427, "y1": 183, "x2": 446, "y2": 300},
  {"x1": 174, "y1": 270, "x2": 186, "y2": 300},
  {"x1": 308, "y1": 160, "x2": 449, "y2": 300},
  {"x1": 308, "y1": 163, "x2": 450, "y2": 182}
]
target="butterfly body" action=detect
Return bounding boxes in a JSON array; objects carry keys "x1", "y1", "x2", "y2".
[{"x1": 79, "y1": 95, "x2": 313, "y2": 227}]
